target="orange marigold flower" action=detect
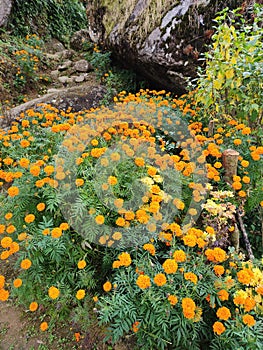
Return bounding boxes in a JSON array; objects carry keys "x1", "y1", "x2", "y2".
[
  {"x1": 75, "y1": 178, "x2": 84, "y2": 187},
  {"x1": 20, "y1": 258, "x2": 32, "y2": 269},
  {"x1": 13, "y1": 278, "x2": 23, "y2": 288},
  {"x1": 0, "y1": 289, "x2": 9, "y2": 301},
  {"x1": 217, "y1": 289, "x2": 229, "y2": 301},
  {"x1": 77, "y1": 260, "x2": 86, "y2": 269},
  {"x1": 233, "y1": 139, "x2": 242, "y2": 146},
  {"x1": 244, "y1": 297, "x2": 256, "y2": 312},
  {"x1": 19, "y1": 158, "x2": 30, "y2": 168},
  {"x1": 213, "y1": 248, "x2": 227, "y2": 262},
  {"x1": 132, "y1": 321, "x2": 140, "y2": 333},
  {"x1": 29, "y1": 302, "x2": 38, "y2": 312},
  {"x1": 232, "y1": 181, "x2": 242, "y2": 190},
  {"x1": 0, "y1": 275, "x2": 5, "y2": 288},
  {"x1": 24, "y1": 214, "x2": 35, "y2": 223},
  {"x1": 168, "y1": 295, "x2": 178, "y2": 306},
  {"x1": 40, "y1": 322, "x2": 48, "y2": 331},
  {"x1": 237, "y1": 269, "x2": 252, "y2": 285},
  {"x1": 214, "y1": 265, "x2": 225, "y2": 276},
  {"x1": 216, "y1": 306, "x2": 231, "y2": 321},
  {"x1": 51, "y1": 227, "x2": 62, "y2": 238},
  {"x1": 48, "y1": 286, "x2": 60, "y2": 299},
  {"x1": 242, "y1": 314, "x2": 256, "y2": 327},
  {"x1": 184, "y1": 272, "x2": 198, "y2": 284},
  {"x1": 6, "y1": 225, "x2": 16, "y2": 234},
  {"x1": 182, "y1": 234, "x2": 196, "y2": 247},
  {"x1": 182, "y1": 297, "x2": 196, "y2": 319},
  {"x1": 108, "y1": 176, "x2": 118, "y2": 185},
  {"x1": 173, "y1": 249, "x2": 186, "y2": 262},
  {"x1": 238, "y1": 190, "x2": 246, "y2": 197},
  {"x1": 134, "y1": 157, "x2": 145, "y2": 167},
  {"x1": 162, "y1": 259, "x2": 178, "y2": 274},
  {"x1": 103, "y1": 281, "x2": 112, "y2": 292},
  {"x1": 147, "y1": 166, "x2": 157, "y2": 176},
  {"x1": 60, "y1": 222, "x2": 69, "y2": 230},
  {"x1": 76, "y1": 289, "x2": 85, "y2": 300},
  {"x1": 118, "y1": 252, "x2": 132, "y2": 267},
  {"x1": 7, "y1": 186, "x2": 19, "y2": 197},
  {"x1": 116, "y1": 217, "x2": 126, "y2": 227},
  {"x1": 153, "y1": 273, "x2": 167, "y2": 286},
  {"x1": 30, "y1": 165, "x2": 41, "y2": 176},
  {"x1": 36, "y1": 202, "x2": 45, "y2": 211},
  {"x1": 213, "y1": 321, "x2": 226, "y2": 335},
  {"x1": 136, "y1": 275, "x2": 151, "y2": 289},
  {"x1": 1, "y1": 237, "x2": 12, "y2": 248},
  {"x1": 143, "y1": 243, "x2": 155, "y2": 256},
  {"x1": 124, "y1": 211, "x2": 135, "y2": 220},
  {"x1": 241, "y1": 160, "x2": 249, "y2": 168},
  {"x1": 44, "y1": 165, "x2": 54, "y2": 175},
  {"x1": 5, "y1": 212, "x2": 13, "y2": 220}
]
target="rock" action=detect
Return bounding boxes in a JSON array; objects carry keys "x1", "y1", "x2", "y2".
[
  {"x1": 0, "y1": 0, "x2": 13, "y2": 27},
  {"x1": 45, "y1": 50, "x2": 74, "y2": 62},
  {"x1": 58, "y1": 76, "x2": 71, "y2": 84},
  {"x1": 86, "y1": 0, "x2": 244, "y2": 93},
  {"x1": 44, "y1": 38, "x2": 65, "y2": 53},
  {"x1": 73, "y1": 59, "x2": 93, "y2": 72},
  {"x1": 50, "y1": 70, "x2": 60, "y2": 79},
  {"x1": 70, "y1": 29, "x2": 91, "y2": 51},
  {"x1": 75, "y1": 75, "x2": 85, "y2": 83},
  {"x1": 58, "y1": 60, "x2": 73, "y2": 71}
]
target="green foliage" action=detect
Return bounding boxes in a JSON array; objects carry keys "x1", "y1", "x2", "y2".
[
  {"x1": 194, "y1": 5, "x2": 263, "y2": 129},
  {"x1": 7, "y1": 0, "x2": 87, "y2": 43}
]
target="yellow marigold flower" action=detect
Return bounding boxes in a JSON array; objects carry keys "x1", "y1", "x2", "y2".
[
  {"x1": 213, "y1": 321, "x2": 226, "y2": 335},
  {"x1": 112, "y1": 260, "x2": 121, "y2": 268},
  {"x1": 168, "y1": 295, "x2": 178, "y2": 306},
  {"x1": 143, "y1": 243, "x2": 155, "y2": 256},
  {"x1": 76, "y1": 289, "x2": 85, "y2": 300},
  {"x1": 48, "y1": 286, "x2": 60, "y2": 299},
  {"x1": 44, "y1": 165, "x2": 54, "y2": 175},
  {"x1": 103, "y1": 281, "x2": 112, "y2": 292},
  {"x1": 214, "y1": 162, "x2": 222, "y2": 169},
  {"x1": 184, "y1": 272, "x2": 198, "y2": 284},
  {"x1": 7, "y1": 186, "x2": 19, "y2": 197},
  {"x1": 4, "y1": 212, "x2": 13, "y2": 220},
  {"x1": 244, "y1": 297, "x2": 256, "y2": 312},
  {"x1": 13, "y1": 278, "x2": 23, "y2": 288},
  {"x1": 173, "y1": 198, "x2": 185, "y2": 210},
  {"x1": 136, "y1": 275, "x2": 151, "y2": 289},
  {"x1": 51, "y1": 227, "x2": 62, "y2": 238},
  {"x1": 60, "y1": 222, "x2": 69, "y2": 230},
  {"x1": 182, "y1": 297, "x2": 196, "y2": 319},
  {"x1": 24, "y1": 214, "x2": 35, "y2": 223},
  {"x1": 217, "y1": 289, "x2": 229, "y2": 301},
  {"x1": 213, "y1": 248, "x2": 227, "y2": 262},
  {"x1": 214, "y1": 265, "x2": 225, "y2": 276},
  {"x1": 116, "y1": 217, "x2": 126, "y2": 227},
  {"x1": 124, "y1": 211, "x2": 135, "y2": 220},
  {"x1": 147, "y1": 166, "x2": 157, "y2": 176},
  {"x1": 112, "y1": 231, "x2": 122, "y2": 240},
  {"x1": 216, "y1": 306, "x2": 231, "y2": 321},
  {"x1": 242, "y1": 176, "x2": 250, "y2": 184},
  {"x1": 42, "y1": 228, "x2": 50, "y2": 236},
  {"x1": 153, "y1": 273, "x2": 167, "y2": 287},
  {"x1": 242, "y1": 314, "x2": 256, "y2": 327},
  {"x1": 20, "y1": 258, "x2": 32, "y2": 269},
  {"x1": 173, "y1": 250, "x2": 186, "y2": 262},
  {"x1": 40, "y1": 322, "x2": 48, "y2": 331},
  {"x1": 19, "y1": 158, "x2": 30, "y2": 168},
  {"x1": 30, "y1": 165, "x2": 41, "y2": 176},
  {"x1": 118, "y1": 252, "x2": 132, "y2": 267},
  {"x1": 77, "y1": 260, "x2": 86, "y2": 269},
  {"x1": 162, "y1": 259, "x2": 178, "y2": 274},
  {"x1": 206, "y1": 226, "x2": 215, "y2": 235},
  {"x1": 242, "y1": 127, "x2": 251, "y2": 135},
  {"x1": 29, "y1": 302, "x2": 38, "y2": 312}
]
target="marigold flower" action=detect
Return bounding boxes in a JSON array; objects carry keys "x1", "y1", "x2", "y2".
[
  {"x1": 217, "y1": 289, "x2": 229, "y2": 301},
  {"x1": 182, "y1": 297, "x2": 196, "y2": 319},
  {"x1": 238, "y1": 190, "x2": 246, "y2": 197},
  {"x1": 103, "y1": 281, "x2": 112, "y2": 292},
  {"x1": 173, "y1": 250, "x2": 186, "y2": 262},
  {"x1": 116, "y1": 217, "x2": 125, "y2": 227},
  {"x1": 136, "y1": 274, "x2": 151, "y2": 289},
  {"x1": 216, "y1": 306, "x2": 231, "y2": 320},
  {"x1": 213, "y1": 321, "x2": 226, "y2": 335},
  {"x1": 162, "y1": 259, "x2": 178, "y2": 274},
  {"x1": 132, "y1": 321, "x2": 140, "y2": 333},
  {"x1": 75, "y1": 178, "x2": 84, "y2": 187},
  {"x1": 237, "y1": 269, "x2": 252, "y2": 285},
  {"x1": 153, "y1": 273, "x2": 167, "y2": 286},
  {"x1": 1, "y1": 237, "x2": 12, "y2": 248},
  {"x1": 48, "y1": 286, "x2": 60, "y2": 299},
  {"x1": 36, "y1": 202, "x2": 45, "y2": 211},
  {"x1": 5, "y1": 212, "x2": 13, "y2": 220},
  {"x1": 241, "y1": 160, "x2": 249, "y2": 167},
  {"x1": 143, "y1": 243, "x2": 155, "y2": 256},
  {"x1": 29, "y1": 302, "x2": 38, "y2": 312},
  {"x1": 232, "y1": 181, "x2": 242, "y2": 190},
  {"x1": 30, "y1": 165, "x2": 41, "y2": 176},
  {"x1": 24, "y1": 214, "x2": 35, "y2": 223},
  {"x1": 233, "y1": 139, "x2": 242, "y2": 145},
  {"x1": 108, "y1": 176, "x2": 118, "y2": 185},
  {"x1": 19, "y1": 158, "x2": 30, "y2": 168},
  {"x1": 0, "y1": 275, "x2": 5, "y2": 288},
  {"x1": 112, "y1": 231, "x2": 122, "y2": 240},
  {"x1": 7, "y1": 186, "x2": 19, "y2": 197},
  {"x1": 13, "y1": 278, "x2": 23, "y2": 288},
  {"x1": 76, "y1": 289, "x2": 85, "y2": 300},
  {"x1": 44, "y1": 165, "x2": 54, "y2": 175},
  {"x1": 60, "y1": 222, "x2": 69, "y2": 230},
  {"x1": 118, "y1": 252, "x2": 132, "y2": 267},
  {"x1": 77, "y1": 260, "x2": 86, "y2": 269},
  {"x1": 124, "y1": 211, "x2": 135, "y2": 220},
  {"x1": 134, "y1": 157, "x2": 145, "y2": 167},
  {"x1": 0, "y1": 289, "x2": 9, "y2": 301},
  {"x1": 20, "y1": 258, "x2": 32, "y2": 269},
  {"x1": 40, "y1": 322, "x2": 48, "y2": 331},
  {"x1": 168, "y1": 295, "x2": 178, "y2": 306},
  {"x1": 244, "y1": 297, "x2": 256, "y2": 312},
  {"x1": 214, "y1": 265, "x2": 225, "y2": 276},
  {"x1": 242, "y1": 314, "x2": 256, "y2": 327},
  {"x1": 6, "y1": 225, "x2": 16, "y2": 234},
  {"x1": 182, "y1": 234, "x2": 196, "y2": 247},
  {"x1": 51, "y1": 227, "x2": 62, "y2": 238},
  {"x1": 184, "y1": 272, "x2": 198, "y2": 284}
]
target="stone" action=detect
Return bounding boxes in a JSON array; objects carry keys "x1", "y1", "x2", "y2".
[
  {"x1": 50, "y1": 70, "x2": 60, "y2": 79},
  {"x1": 58, "y1": 76, "x2": 71, "y2": 84},
  {"x1": 58, "y1": 60, "x2": 73, "y2": 71},
  {"x1": 44, "y1": 38, "x2": 65, "y2": 53},
  {"x1": 73, "y1": 59, "x2": 93, "y2": 72},
  {"x1": 0, "y1": 0, "x2": 13, "y2": 27},
  {"x1": 75, "y1": 75, "x2": 85, "y2": 83},
  {"x1": 86, "y1": 0, "x2": 245, "y2": 93},
  {"x1": 70, "y1": 29, "x2": 91, "y2": 51}
]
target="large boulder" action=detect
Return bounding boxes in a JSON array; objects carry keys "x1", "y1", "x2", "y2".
[
  {"x1": 0, "y1": 0, "x2": 13, "y2": 27},
  {"x1": 86, "y1": 0, "x2": 244, "y2": 93}
]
